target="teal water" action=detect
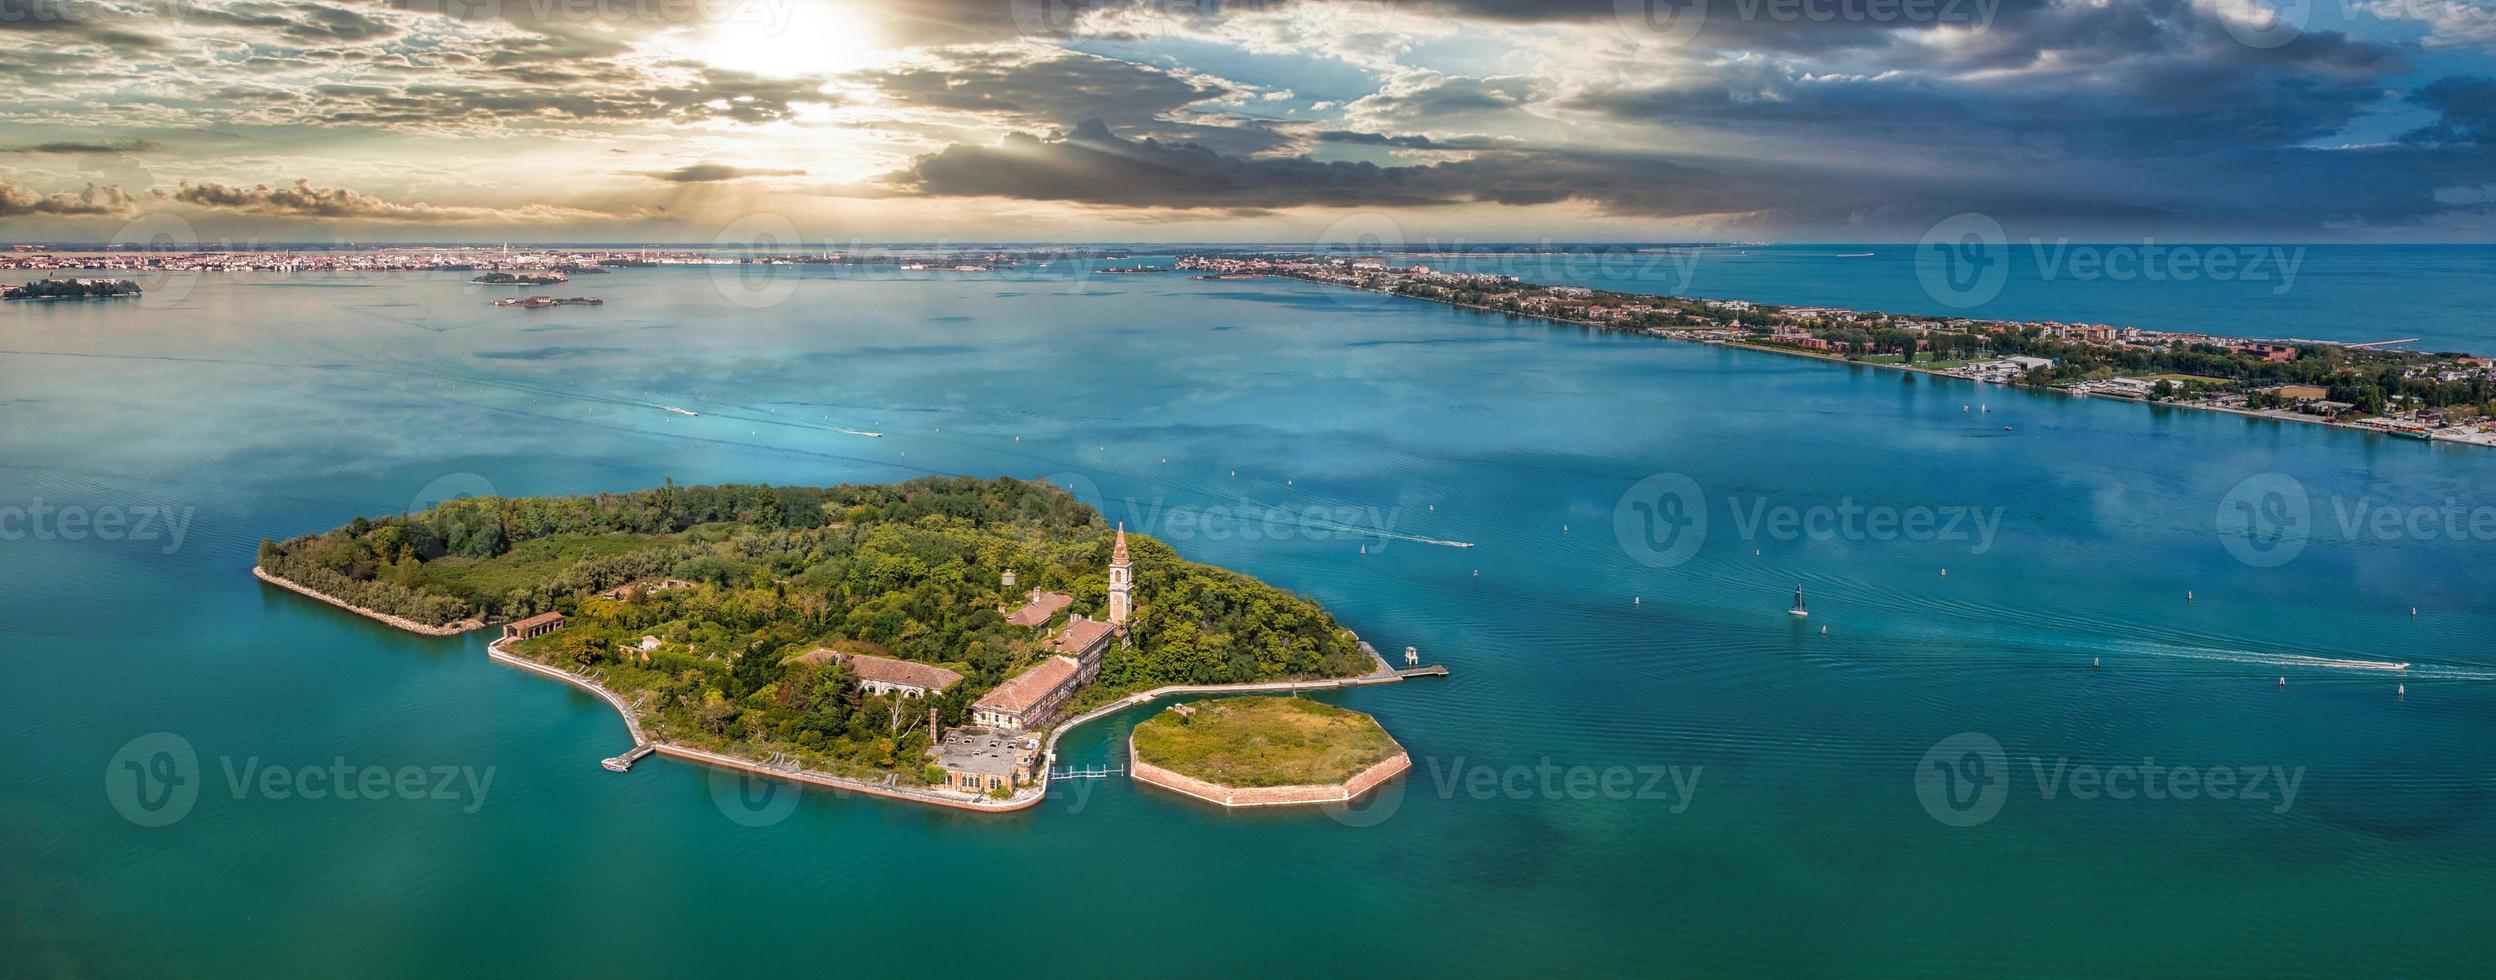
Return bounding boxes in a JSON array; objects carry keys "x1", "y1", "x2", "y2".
[{"x1": 4, "y1": 265, "x2": 2494, "y2": 976}]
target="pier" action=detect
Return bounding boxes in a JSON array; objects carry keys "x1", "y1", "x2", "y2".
[{"x1": 602, "y1": 744, "x2": 654, "y2": 772}]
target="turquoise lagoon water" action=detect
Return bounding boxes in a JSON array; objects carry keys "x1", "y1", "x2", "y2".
[{"x1": 3, "y1": 263, "x2": 2494, "y2": 976}]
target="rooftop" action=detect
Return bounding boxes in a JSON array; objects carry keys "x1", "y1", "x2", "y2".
[
  {"x1": 931, "y1": 725, "x2": 1035, "y2": 777},
  {"x1": 1048, "y1": 616, "x2": 1116, "y2": 656},
  {"x1": 840, "y1": 653, "x2": 963, "y2": 692},
  {"x1": 509, "y1": 611, "x2": 564, "y2": 630},
  {"x1": 1004, "y1": 589, "x2": 1073, "y2": 627},
  {"x1": 973, "y1": 655, "x2": 1080, "y2": 714}
]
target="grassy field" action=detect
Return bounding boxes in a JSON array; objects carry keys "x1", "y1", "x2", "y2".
[{"x1": 1130, "y1": 697, "x2": 1400, "y2": 787}]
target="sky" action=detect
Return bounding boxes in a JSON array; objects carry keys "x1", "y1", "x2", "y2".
[{"x1": 2, "y1": 0, "x2": 2494, "y2": 243}]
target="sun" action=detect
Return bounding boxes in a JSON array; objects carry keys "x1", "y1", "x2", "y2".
[{"x1": 661, "y1": 0, "x2": 887, "y2": 78}]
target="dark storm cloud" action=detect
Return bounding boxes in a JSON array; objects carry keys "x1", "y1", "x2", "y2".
[
  {"x1": 850, "y1": 53, "x2": 1297, "y2": 156},
  {"x1": 891, "y1": 101, "x2": 2496, "y2": 237},
  {"x1": 2404, "y1": 76, "x2": 2496, "y2": 144},
  {"x1": 892, "y1": 115, "x2": 2133, "y2": 225},
  {"x1": 897, "y1": 119, "x2": 1459, "y2": 210}
]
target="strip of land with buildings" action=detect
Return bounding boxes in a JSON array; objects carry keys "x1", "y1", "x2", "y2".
[{"x1": 1179, "y1": 254, "x2": 2496, "y2": 448}]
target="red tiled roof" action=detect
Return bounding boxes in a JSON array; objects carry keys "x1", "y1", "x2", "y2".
[
  {"x1": 1004, "y1": 590, "x2": 1072, "y2": 627},
  {"x1": 1048, "y1": 617, "x2": 1115, "y2": 656},
  {"x1": 510, "y1": 611, "x2": 565, "y2": 629},
  {"x1": 842, "y1": 653, "x2": 963, "y2": 692},
  {"x1": 973, "y1": 656, "x2": 1079, "y2": 714}
]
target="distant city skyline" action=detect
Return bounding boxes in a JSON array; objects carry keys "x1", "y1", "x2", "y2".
[{"x1": 4, "y1": 0, "x2": 2495, "y2": 243}]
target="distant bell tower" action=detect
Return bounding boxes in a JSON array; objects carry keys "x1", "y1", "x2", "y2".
[{"x1": 1108, "y1": 524, "x2": 1133, "y2": 625}]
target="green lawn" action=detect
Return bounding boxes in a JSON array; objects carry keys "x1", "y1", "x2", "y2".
[{"x1": 1131, "y1": 697, "x2": 1400, "y2": 787}]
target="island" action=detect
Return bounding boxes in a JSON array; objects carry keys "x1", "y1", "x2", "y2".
[
  {"x1": 4, "y1": 277, "x2": 140, "y2": 300},
  {"x1": 491, "y1": 295, "x2": 602, "y2": 308},
  {"x1": 1127, "y1": 696, "x2": 1410, "y2": 807},
  {"x1": 254, "y1": 476, "x2": 1405, "y2": 810},
  {"x1": 470, "y1": 271, "x2": 568, "y2": 286}
]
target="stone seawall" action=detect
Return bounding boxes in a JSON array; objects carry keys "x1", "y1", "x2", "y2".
[
  {"x1": 253, "y1": 565, "x2": 482, "y2": 636},
  {"x1": 1128, "y1": 744, "x2": 1411, "y2": 808}
]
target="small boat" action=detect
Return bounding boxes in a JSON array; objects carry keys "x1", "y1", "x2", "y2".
[
  {"x1": 1789, "y1": 586, "x2": 1809, "y2": 618},
  {"x1": 663, "y1": 406, "x2": 698, "y2": 417}
]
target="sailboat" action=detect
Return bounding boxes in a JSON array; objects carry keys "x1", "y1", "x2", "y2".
[{"x1": 1789, "y1": 586, "x2": 1809, "y2": 618}]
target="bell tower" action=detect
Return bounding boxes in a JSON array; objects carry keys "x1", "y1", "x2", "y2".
[{"x1": 1108, "y1": 524, "x2": 1133, "y2": 625}]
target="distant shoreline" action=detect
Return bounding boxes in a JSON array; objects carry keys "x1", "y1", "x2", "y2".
[{"x1": 1244, "y1": 271, "x2": 2494, "y2": 451}]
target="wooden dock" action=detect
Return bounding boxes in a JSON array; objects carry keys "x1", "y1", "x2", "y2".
[{"x1": 1394, "y1": 664, "x2": 1450, "y2": 679}]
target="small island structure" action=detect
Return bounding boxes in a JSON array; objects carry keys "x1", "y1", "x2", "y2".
[
  {"x1": 470, "y1": 271, "x2": 567, "y2": 285},
  {"x1": 1128, "y1": 696, "x2": 1410, "y2": 808},
  {"x1": 4, "y1": 277, "x2": 140, "y2": 300},
  {"x1": 491, "y1": 295, "x2": 602, "y2": 308},
  {"x1": 251, "y1": 477, "x2": 1434, "y2": 813}
]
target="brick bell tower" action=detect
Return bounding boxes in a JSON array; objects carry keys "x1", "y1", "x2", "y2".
[{"x1": 1108, "y1": 523, "x2": 1133, "y2": 626}]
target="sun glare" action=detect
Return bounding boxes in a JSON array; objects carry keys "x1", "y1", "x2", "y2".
[{"x1": 664, "y1": 0, "x2": 884, "y2": 78}]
